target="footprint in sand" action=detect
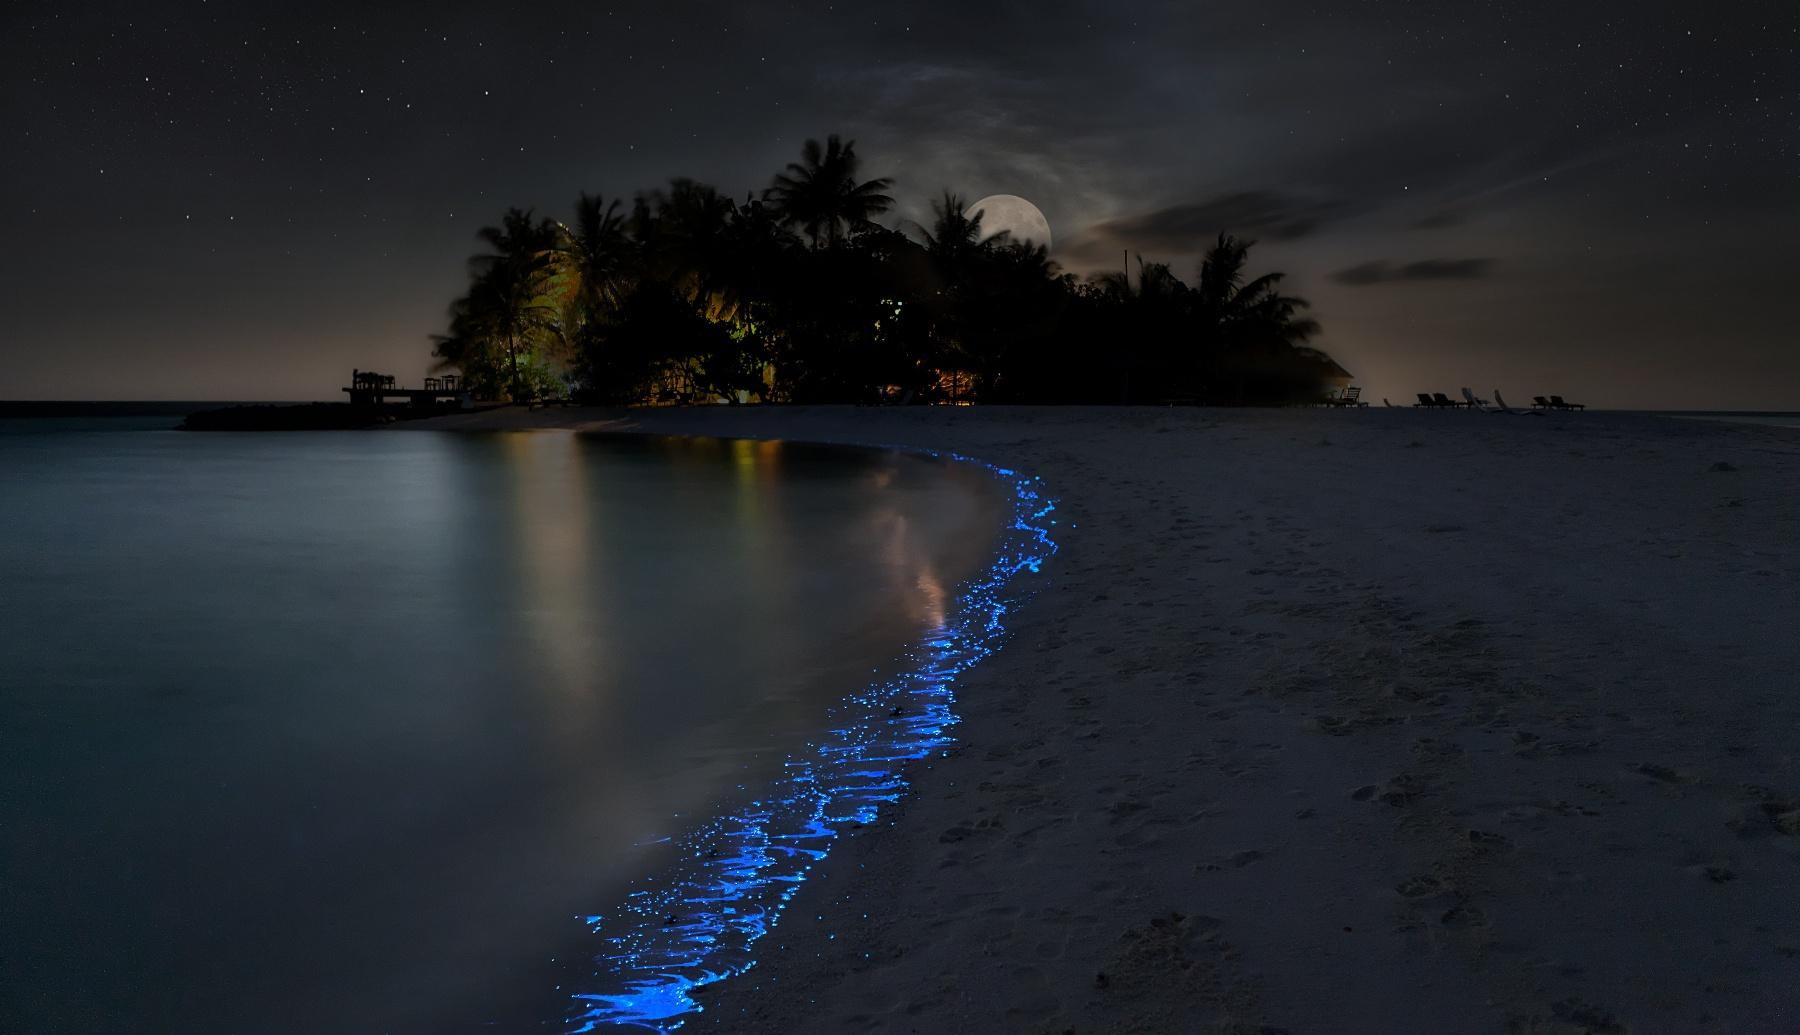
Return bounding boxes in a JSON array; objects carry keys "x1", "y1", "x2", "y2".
[
  {"x1": 1196, "y1": 849, "x2": 1266, "y2": 873},
  {"x1": 1550, "y1": 998, "x2": 1629, "y2": 1034},
  {"x1": 1439, "y1": 904, "x2": 1487, "y2": 929},
  {"x1": 1632, "y1": 762, "x2": 1688, "y2": 784},
  {"x1": 1466, "y1": 829, "x2": 1514, "y2": 852},
  {"x1": 1395, "y1": 875, "x2": 1444, "y2": 899},
  {"x1": 1351, "y1": 776, "x2": 1423, "y2": 806},
  {"x1": 1106, "y1": 798, "x2": 1149, "y2": 822},
  {"x1": 1764, "y1": 804, "x2": 1800, "y2": 835}
]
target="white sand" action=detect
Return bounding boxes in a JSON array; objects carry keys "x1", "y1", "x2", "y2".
[{"x1": 410, "y1": 405, "x2": 1800, "y2": 1032}]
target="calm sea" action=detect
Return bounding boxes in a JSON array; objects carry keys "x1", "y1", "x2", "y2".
[{"x1": 0, "y1": 421, "x2": 1007, "y2": 1032}]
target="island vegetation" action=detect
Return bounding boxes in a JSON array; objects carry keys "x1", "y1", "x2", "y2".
[{"x1": 430, "y1": 135, "x2": 1346, "y2": 406}]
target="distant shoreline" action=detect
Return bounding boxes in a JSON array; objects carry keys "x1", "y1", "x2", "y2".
[
  {"x1": 7, "y1": 399, "x2": 1800, "y2": 424},
  {"x1": 0, "y1": 400, "x2": 257, "y2": 419}
]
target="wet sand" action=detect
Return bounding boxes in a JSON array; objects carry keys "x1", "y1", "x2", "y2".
[{"x1": 410, "y1": 405, "x2": 1800, "y2": 1032}]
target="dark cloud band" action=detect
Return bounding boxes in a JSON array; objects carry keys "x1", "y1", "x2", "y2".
[{"x1": 1331, "y1": 258, "x2": 1497, "y2": 287}]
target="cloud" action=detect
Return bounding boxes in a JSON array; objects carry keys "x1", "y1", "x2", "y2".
[
  {"x1": 1055, "y1": 190, "x2": 1347, "y2": 269},
  {"x1": 1331, "y1": 258, "x2": 1498, "y2": 286},
  {"x1": 1100, "y1": 191, "x2": 1344, "y2": 245},
  {"x1": 1411, "y1": 211, "x2": 1468, "y2": 230}
]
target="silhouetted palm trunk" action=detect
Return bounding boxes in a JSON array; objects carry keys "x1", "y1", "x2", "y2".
[{"x1": 506, "y1": 330, "x2": 522, "y2": 400}]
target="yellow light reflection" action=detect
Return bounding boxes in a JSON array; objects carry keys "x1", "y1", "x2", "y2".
[{"x1": 502, "y1": 431, "x2": 606, "y2": 753}]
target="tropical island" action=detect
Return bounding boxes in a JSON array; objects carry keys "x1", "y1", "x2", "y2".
[{"x1": 428, "y1": 135, "x2": 1347, "y2": 408}]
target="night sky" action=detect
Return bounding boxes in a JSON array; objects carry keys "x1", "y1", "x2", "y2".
[{"x1": 4, "y1": 2, "x2": 1795, "y2": 407}]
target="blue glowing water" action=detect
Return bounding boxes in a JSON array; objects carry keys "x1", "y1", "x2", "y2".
[
  {"x1": 0, "y1": 427, "x2": 1012, "y2": 1034},
  {"x1": 565, "y1": 457, "x2": 1057, "y2": 1032}
]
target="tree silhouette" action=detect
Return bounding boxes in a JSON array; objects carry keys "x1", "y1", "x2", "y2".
[
  {"x1": 765, "y1": 135, "x2": 895, "y2": 248},
  {"x1": 431, "y1": 135, "x2": 1347, "y2": 407},
  {"x1": 557, "y1": 193, "x2": 632, "y2": 325},
  {"x1": 433, "y1": 208, "x2": 565, "y2": 400},
  {"x1": 919, "y1": 191, "x2": 1003, "y2": 272},
  {"x1": 1191, "y1": 234, "x2": 1321, "y2": 399},
  {"x1": 1195, "y1": 233, "x2": 1319, "y2": 351}
]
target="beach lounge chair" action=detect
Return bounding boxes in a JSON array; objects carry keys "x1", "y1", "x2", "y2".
[
  {"x1": 1461, "y1": 388, "x2": 1489, "y2": 410},
  {"x1": 1531, "y1": 396, "x2": 1552, "y2": 409},
  {"x1": 1491, "y1": 390, "x2": 1540, "y2": 416},
  {"x1": 1550, "y1": 395, "x2": 1586, "y2": 411},
  {"x1": 1414, "y1": 393, "x2": 1437, "y2": 408},
  {"x1": 1432, "y1": 392, "x2": 1463, "y2": 409}
]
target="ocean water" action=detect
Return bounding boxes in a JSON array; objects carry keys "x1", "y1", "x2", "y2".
[{"x1": 0, "y1": 425, "x2": 1013, "y2": 1033}]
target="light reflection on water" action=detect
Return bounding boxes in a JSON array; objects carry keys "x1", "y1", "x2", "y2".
[
  {"x1": 0, "y1": 428, "x2": 1011, "y2": 1034},
  {"x1": 565, "y1": 457, "x2": 1057, "y2": 1032},
  {"x1": 507, "y1": 431, "x2": 606, "y2": 753}
]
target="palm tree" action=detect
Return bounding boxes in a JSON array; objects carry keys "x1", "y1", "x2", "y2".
[
  {"x1": 460, "y1": 208, "x2": 566, "y2": 400},
  {"x1": 557, "y1": 193, "x2": 633, "y2": 325},
  {"x1": 1078, "y1": 256, "x2": 1191, "y2": 402},
  {"x1": 703, "y1": 192, "x2": 798, "y2": 326},
  {"x1": 1089, "y1": 255, "x2": 1186, "y2": 304},
  {"x1": 765, "y1": 135, "x2": 894, "y2": 248},
  {"x1": 646, "y1": 179, "x2": 742, "y2": 316},
  {"x1": 1193, "y1": 233, "x2": 1319, "y2": 353},
  {"x1": 1190, "y1": 234, "x2": 1321, "y2": 400},
  {"x1": 919, "y1": 191, "x2": 1004, "y2": 274}
]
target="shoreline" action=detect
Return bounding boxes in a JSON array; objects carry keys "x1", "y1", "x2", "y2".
[
  {"x1": 416, "y1": 406, "x2": 1800, "y2": 1032},
  {"x1": 562, "y1": 442, "x2": 1058, "y2": 1031}
]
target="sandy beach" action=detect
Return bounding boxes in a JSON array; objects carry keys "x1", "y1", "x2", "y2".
[{"x1": 410, "y1": 405, "x2": 1800, "y2": 1033}]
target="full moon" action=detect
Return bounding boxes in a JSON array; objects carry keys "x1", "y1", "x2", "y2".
[{"x1": 965, "y1": 194, "x2": 1052, "y2": 250}]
